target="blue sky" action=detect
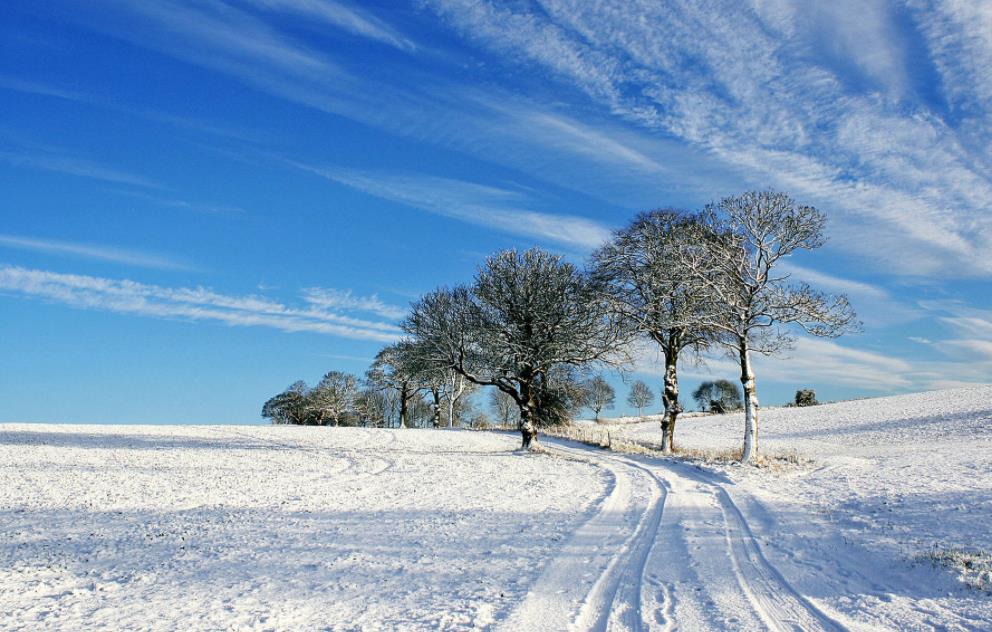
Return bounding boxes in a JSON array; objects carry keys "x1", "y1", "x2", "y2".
[{"x1": 1, "y1": 0, "x2": 990, "y2": 423}]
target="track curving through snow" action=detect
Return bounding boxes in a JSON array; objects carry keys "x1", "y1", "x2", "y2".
[{"x1": 505, "y1": 438, "x2": 849, "y2": 632}]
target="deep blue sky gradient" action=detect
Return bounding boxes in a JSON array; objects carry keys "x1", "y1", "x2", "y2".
[{"x1": 1, "y1": 1, "x2": 990, "y2": 423}]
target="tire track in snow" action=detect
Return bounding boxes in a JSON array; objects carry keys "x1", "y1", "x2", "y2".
[
  {"x1": 713, "y1": 484, "x2": 846, "y2": 632},
  {"x1": 495, "y1": 438, "x2": 667, "y2": 632},
  {"x1": 211, "y1": 426, "x2": 396, "y2": 480},
  {"x1": 526, "y1": 438, "x2": 848, "y2": 632}
]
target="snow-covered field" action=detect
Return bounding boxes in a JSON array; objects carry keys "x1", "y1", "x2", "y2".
[
  {"x1": 0, "y1": 427, "x2": 607, "y2": 630},
  {"x1": 1, "y1": 385, "x2": 990, "y2": 630}
]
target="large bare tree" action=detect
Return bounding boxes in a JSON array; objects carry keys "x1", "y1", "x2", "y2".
[
  {"x1": 592, "y1": 210, "x2": 717, "y2": 452},
  {"x1": 405, "y1": 248, "x2": 629, "y2": 449},
  {"x1": 684, "y1": 191, "x2": 859, "y2": 463}
]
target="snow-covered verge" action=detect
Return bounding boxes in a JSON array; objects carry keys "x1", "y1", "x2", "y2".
[
  {"x1": 0, "y1": 426, "x2": 608, "y2": 630},
  {"x1": 600, "y1": 384, "x2": 992, "y2": 628}
]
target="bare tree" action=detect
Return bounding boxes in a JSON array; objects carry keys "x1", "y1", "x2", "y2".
[
  {"x1": 626, "y1": 380, "x2": 654, "y2": 417},
  {"x1": 307, "y1": 371, "x2": 359, "y2": 426},
  {"x1": 443, "y1": 372, "x2": 476, "y2": 428},
  {"x1": 683, "y1": 191, "x2": 859, "y2": 463},
  {"x1": 356, "y1": 386, "x2": 396, "y2": 428},
  {"x1": 405, "y1": 248, "x2": 630, "y2": 450},
  {"x1": 584, "y1": 375, "x2": 615, "y2": 421},
  {"x1": 366, "y1": 341, "x2": 427, "y2": 429},
  {"x1": 489, "y1": 388, "x2": 517, "y2": 426},
  {"x1": 593, "y1": 210, "x2": 717, "y2": 452}
]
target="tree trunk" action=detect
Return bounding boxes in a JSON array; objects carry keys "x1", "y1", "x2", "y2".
[
  {"x1": 447, "y1": 375, "x2": 463, "y2": 428},
  {"x1": 399, "y1": 383, "x2": 409, "y2": 429},
  {"x1": 739, "y1": 341, "x2": 759, "y2": 463},
  {"x1": 660, "y1": 351, "x2": 682, "y2": 453},
  {"x1": 517, "y1": 381, "x2": 538, "y2": 450},
  {"x1": 519, "y1": 406, "x2": 537, "y2": 450},
  {"x1": 431, "y1": 388, "x2": 442, "y2": 429}
]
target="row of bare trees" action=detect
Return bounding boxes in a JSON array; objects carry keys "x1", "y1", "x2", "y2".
[
  {"x1": 401, "y1": 191, "x2": 858, "y2": 462},
  {"x1": 261, "y1": 352, "x2": 477, "y2": 428}
]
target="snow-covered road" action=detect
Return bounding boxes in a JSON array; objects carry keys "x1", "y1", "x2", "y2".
[{"x1": 518, "y1": 439, "x2": 846, "y2": 632}]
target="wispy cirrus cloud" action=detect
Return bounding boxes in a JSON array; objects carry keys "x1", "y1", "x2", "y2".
[
  {"x1": 244, "y1": 0, "x2": 415, "y2": 51},
  {"x1": 0, "y1": 148, "x2": 162, "y2": 189},
  {"x1": 423, "y1": 0, "x2": 992, "y2": 278},
  {"x1": 0, "y1": 234, "x2": 191, "y2": 271},
  {"x1": 301, "y1": 165, "x2": 613, "y2": 249},
  {"x1": 777, "y1": 262, "x2": 921, "y2": 326},
  {"x1": 0, "y1": 74, "x2": 265, "y2": 143},
  {"x1": 301, "y1": 287, "x2": 408, "y2": 320},
  {"x1": 111, "y1": 189, "x2": 246, "y2": 216},
  {"x1": 0, "y1": 265, "x2": 404, "y2": 342}
]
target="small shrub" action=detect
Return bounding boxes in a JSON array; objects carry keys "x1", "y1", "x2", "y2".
[{"x1": 794, "y1": 389, "x2": 818, "y2": 407}]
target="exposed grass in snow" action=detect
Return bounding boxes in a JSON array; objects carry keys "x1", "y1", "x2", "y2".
[
  {"x1": 920, "y1": 546, "x2": 992, "y2": 593},
  {"x1": 538, "y1": 422, "x2": 809, "y2": 471}
]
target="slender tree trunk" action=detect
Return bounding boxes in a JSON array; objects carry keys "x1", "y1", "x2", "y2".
[
  {"x1": 399, "y1": 383, "x2": 409, "y2": 429},
  {"x1": 739, "y1": 341, "x2": 759, "y2": 463},
  {"x1": 660, "y1": 350, "x2": 682, "y2": 453},
  {"x1": 447, "y1": 375, "x2": 463, "y2": 428},
  {"x1": 431, "y1": 387, "x2": 442, "y2": 428}
]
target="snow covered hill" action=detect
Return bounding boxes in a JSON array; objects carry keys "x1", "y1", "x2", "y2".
[{"x1": 1, "y1": 386, "x2": 990, "y2": 630}]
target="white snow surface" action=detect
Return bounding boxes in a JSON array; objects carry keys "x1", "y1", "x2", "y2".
[
  {"x1": 0, "y1": 427, "x2": 607, "y2": 630},
  {"x1": 2, "y1": 385, "x2": 991, "y2": 631}
]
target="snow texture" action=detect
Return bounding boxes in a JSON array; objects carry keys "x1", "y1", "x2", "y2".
[{"x1": 2, "y1": 385, "x2": 991, "y2": 630}]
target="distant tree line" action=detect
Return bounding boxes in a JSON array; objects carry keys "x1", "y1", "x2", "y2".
[{"x1": 265, "y1": 191, "x2": 858, "y2": 463}]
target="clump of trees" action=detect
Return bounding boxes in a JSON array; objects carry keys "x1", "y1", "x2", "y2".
[
  {"x1": 692, "y1": 380, "x2": 743, "y2": 414},
  {"x1": 263, "y1": 190, "x2": 857, "y2": 464},
  {"x1": 795, "y1": 389, "x2": 818, "y2": 407},
  {"x1": 262, "y1": 372, "x2": 360, "y2": 426},
  {"x1": 489, "y1": 389, "x2": 517, "y2": 426},
  {"x1": 626, "y1": 380, "x2": 655, "y2": 417}
]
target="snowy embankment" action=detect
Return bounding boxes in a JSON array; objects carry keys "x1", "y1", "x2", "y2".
[{"x1": 1, "y1": 386, "x2": 990, "y2": 631}]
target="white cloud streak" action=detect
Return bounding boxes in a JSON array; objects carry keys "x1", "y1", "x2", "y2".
[
  {"x1": 0, "y1": 265, "x2": 404, "y2": 342},
  {"x1": 301, "y1": 287, "x2": 408, "y2": 320},
  {"x1": 244, "y1": 0, "x2": 415, "y2": 51},
  {"x1": 0, "y1": 235, "x2": 191, "y2": 271},
  {"x1": 302, "y1": 166, "x2": 613, "y2": 249},
  {"x1": 0, "y1": 149, "x2": 161, "y2": 189}
]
